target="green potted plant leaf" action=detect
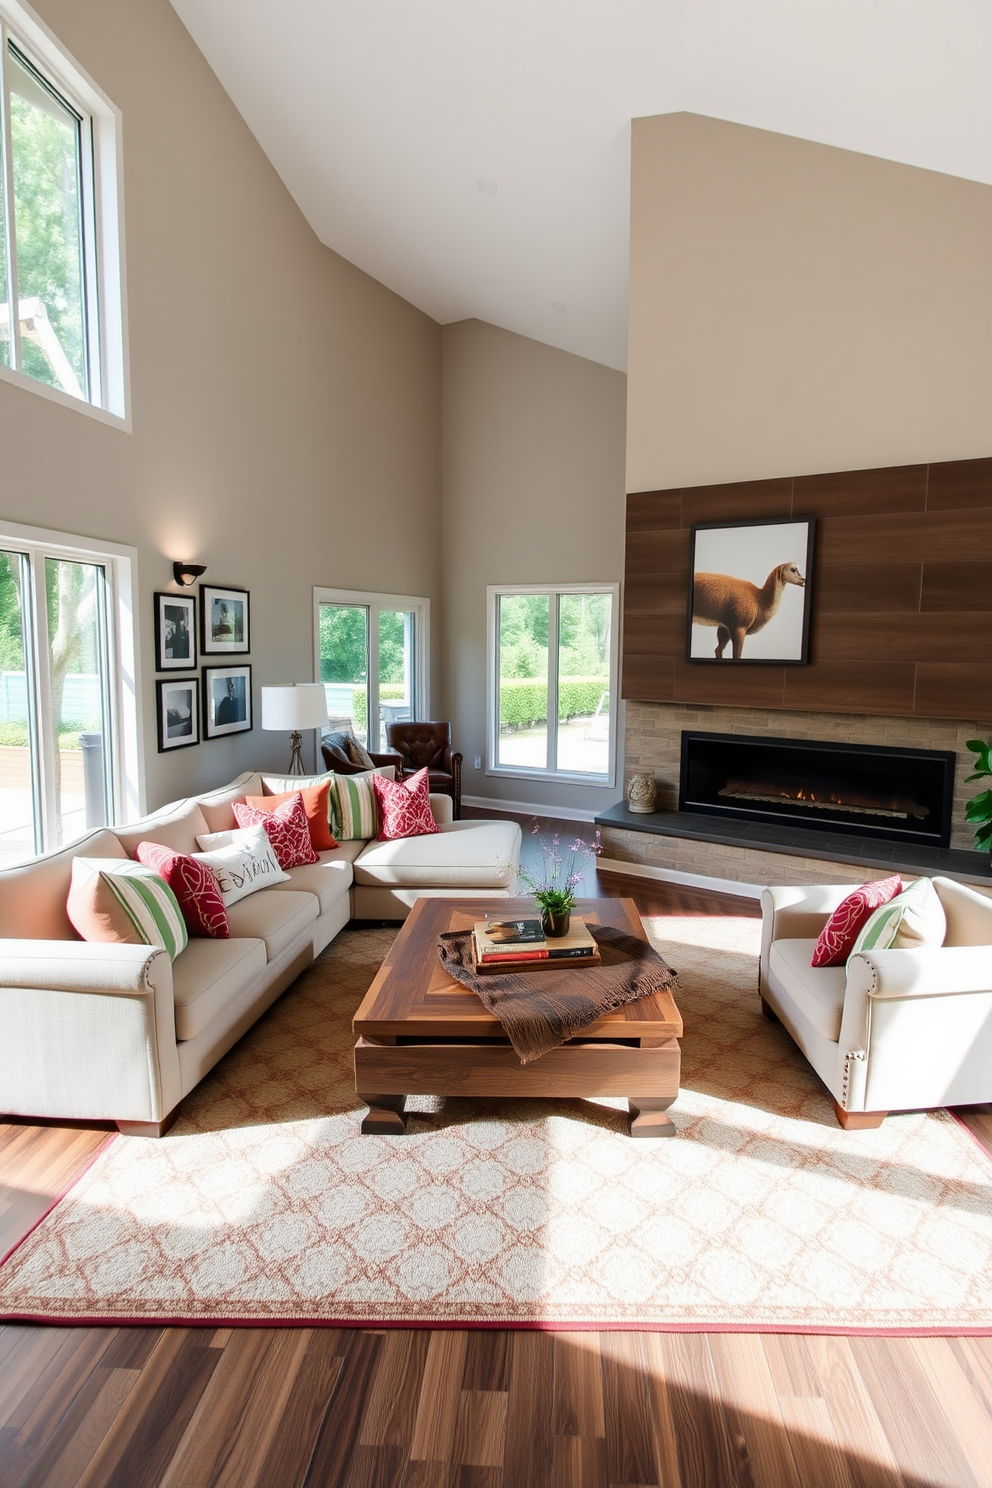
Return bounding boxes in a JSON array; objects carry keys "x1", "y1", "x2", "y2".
[{"x1": 964, "y1": 738, "x2": 992, "y2": 854}]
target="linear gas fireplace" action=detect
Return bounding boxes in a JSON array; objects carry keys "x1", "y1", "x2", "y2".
[{"x1": 680, "y1": 732, "x2": 956, "y2": 848}]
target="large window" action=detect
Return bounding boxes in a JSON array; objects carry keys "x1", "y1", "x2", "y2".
[
  {"x1": 0, "y1": 3, "x2": 126, "y2": 420},
  {"x1": 0, "y1": 522, "x2": 139, "y2": 865},
  {"x1": 314, "y1": 589, "x2": 429, "y2": 751},
  {"x1": 488, "y1": 583, "x2": 619, "y2": 784}
]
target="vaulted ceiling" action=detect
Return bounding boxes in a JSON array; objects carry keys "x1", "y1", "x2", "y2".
[{"x1": 170, "y1": 1, "x2": 992, "y2": 371}]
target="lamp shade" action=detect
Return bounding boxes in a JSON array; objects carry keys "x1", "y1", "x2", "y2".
[{"x1": 260, "y1": 684, "x2": 328, "y2": 732}]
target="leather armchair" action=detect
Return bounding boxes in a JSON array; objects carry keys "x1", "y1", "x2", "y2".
[
  {"x1": 386, "y1": 721, "x2": 462, "y2": 818},
  {"x1": 320, "y1": 729, "x2": 403, "y2": 777}
]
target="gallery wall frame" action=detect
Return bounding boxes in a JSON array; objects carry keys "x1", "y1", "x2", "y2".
[
  {"x1": 203, "y1": 663, "x2": 253, "y2": 739},
  {"x1": 686, "y1": 517, "x2": 815, "y2": 665},
  {"x1": 201, "y1": 584, "x2": 250, "y2": 655},
  {"x1": 154, "y1": 591, "x2": 197, "y2": 671},
  {"x1": 156, "y1": 677, "x2": 199, "y2": 751}
]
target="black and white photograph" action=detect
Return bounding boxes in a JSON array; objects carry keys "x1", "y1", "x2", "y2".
[
  {"x1": 154, "y1": 591, "x2": 197, "y2": 671},
  {"x1": 687, "y1": 518, "x2": 815, "y2": 664},
  {"x1": 200, "y1": 584, "x2": 250, "y2": 655},
  {"x1": 156, "y1": 678, "x2": 199, "y2": 751},
  {"x1": 204, "y1": 664, "x2": 253, "y2": 738}
]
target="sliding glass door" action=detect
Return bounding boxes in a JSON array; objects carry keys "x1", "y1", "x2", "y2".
[{"x1": 315, "y1": 589, "x2": 429, "y2": 752}]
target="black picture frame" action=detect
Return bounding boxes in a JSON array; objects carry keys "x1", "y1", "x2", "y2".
[
  {"x1": 156, "y1": 677, "x2": 199, "y2": 751},
  {"x1": 154, "y1": 590, "x2": 198, "y2": 671},
  {"x1": 203, "y1": 664, "x2": 253, "y2": 738},
  {"x1": 686, "y1": 517, "x2": 815, "y2": 665},
  {"x1": 200, "y1": 584, "x2": 250, "y2": 655}
]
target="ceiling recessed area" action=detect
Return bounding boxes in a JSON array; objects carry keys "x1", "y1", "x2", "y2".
[{"x1": 170, "y1": 0, "x2": 992, "y2": 371}]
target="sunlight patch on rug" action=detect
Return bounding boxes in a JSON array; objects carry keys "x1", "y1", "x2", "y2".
[{"x1": 1, "y1": 917, "x2": 990, "y2": 1330}]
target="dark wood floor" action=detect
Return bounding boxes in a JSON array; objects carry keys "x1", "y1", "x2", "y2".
[{"x1": 2, "y1": 815, "x2": 992, "y2": 1487}]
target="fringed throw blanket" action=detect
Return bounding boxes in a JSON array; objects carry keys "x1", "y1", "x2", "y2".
[{"x1": 436, "y1": 923, "x2": 678, "y2": 1063}]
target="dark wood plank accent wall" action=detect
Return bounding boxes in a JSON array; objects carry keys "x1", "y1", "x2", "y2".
[{"x1": 622, "y1": 457, "x2": 992, "y2": 719}]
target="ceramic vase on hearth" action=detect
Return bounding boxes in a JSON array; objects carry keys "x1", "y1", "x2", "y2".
[{"x1": 627, "y1": 772, "x2": 657, "y2": 814}]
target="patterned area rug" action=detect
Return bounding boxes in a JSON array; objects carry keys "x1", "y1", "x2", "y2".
[{"x1": 2, "y1": 916, "x2": 991, "y2": 1331}]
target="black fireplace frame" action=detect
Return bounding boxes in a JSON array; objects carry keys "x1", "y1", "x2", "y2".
[{"x1": 679, "y1": 731, "x2": 957, "y2": 849}]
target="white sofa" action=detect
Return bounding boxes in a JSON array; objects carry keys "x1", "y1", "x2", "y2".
[
  {"x1": 0, "y1": 771, "x2": 521, "y2": 1136},
  {"x1": 760, "y1": 875, "x2": 992, "y2": 1128}
]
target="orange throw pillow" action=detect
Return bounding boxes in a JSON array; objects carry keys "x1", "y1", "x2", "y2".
[{"x1": 246, "y1": 784, "x2": 338, "y2": 851}]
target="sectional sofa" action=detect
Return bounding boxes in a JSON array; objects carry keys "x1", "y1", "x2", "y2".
[{"x1": 0, "y1": 771, "x2": 521, "y2": 1136}]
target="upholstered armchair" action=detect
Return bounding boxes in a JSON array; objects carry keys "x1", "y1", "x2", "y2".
[
  {"x1": 386, "y1": 721, "x2": 463, "y2": 818},
  {"x1": 760, "y1": 875, "x2": 992, "y2": 1129},
  {"x1": 320, "y1": 729, "x2": 403, "y2": 777}
]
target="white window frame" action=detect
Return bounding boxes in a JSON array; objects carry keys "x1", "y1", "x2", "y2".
[
  {"x1": 487, "y1": 581, "x2": 620, "y2": 787},
  {"x1": 0, "y1": 0, "x2": 128, "y2": 426},
  {"x1": 313, "y1": 587, "x2": 430, "y2": 751},
  {"x1": 0, "y1": 517, "x2": 143, "y2": 853}
]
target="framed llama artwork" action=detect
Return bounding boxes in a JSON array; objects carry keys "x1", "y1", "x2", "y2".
[{"x1": 686, "y1": 517, "x2": 815, "y2": 664}]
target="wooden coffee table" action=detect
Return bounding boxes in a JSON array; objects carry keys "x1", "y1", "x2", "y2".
[{"x1": 353, "y1": 896, "x2": 682, "y2": 1138}]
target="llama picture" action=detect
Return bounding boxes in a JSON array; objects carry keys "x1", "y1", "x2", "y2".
[{"x1": 687, "y1": 517, "x2": 815, "y2": 664}]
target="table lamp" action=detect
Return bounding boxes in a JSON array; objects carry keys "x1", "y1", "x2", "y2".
[{"x1": 261, "y1": 683, "x2": 328, "y2": 775}]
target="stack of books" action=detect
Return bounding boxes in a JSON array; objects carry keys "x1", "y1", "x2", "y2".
[{"x1": 471, "y1": 917, "x2": 600, "y2": 974}]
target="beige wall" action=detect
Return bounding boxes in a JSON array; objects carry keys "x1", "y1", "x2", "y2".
[
  {"x1": 0, "y1": 0, "x2": 440, "y2": 815},
  {"x1": 627, "y1": 113, "x2": 992, "y2": 493},
  {"x1": 440, "y1": 320, "x2": 627, "y2": 815}
]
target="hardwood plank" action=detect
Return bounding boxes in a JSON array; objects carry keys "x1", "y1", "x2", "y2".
[
  {"x1": 452, "y1": 1389, "x2": 508, "y2": 1469},
  {"x1": 623, "y1": 613, "x2": 684, "y2": 656},
  {"x1": 783, "y1": 662, "x2": 916, "y2": 716},
  {"x1": 600, "y1": 1331, "x2": 662, "y2": 1487},
  {"x1": 922, "y1": 562, "x2": 992, "y2": 612},
  {"x1": 553, "y1": 1332, "x2": 606, "y2": 1440},
  {"x1": 620, "y1": 653, "x2": 675, "y2": 703},
  {"x1": 158, "y1": 1327, "x2": 311, "y2": 1488},
  {"x1": 791, "y1": 1336, "x2": 903, "y2": 1488},
  {"x1": 502, "y1": 1330, "x2": 554, "y2": 1488},
  {"x1": 625, "y1": 530, "x2": 690, "y2": 578},
  {"x1": 794, "y1": 464, "x2": 927, "y2": 517},
  {"x1": 680, "y1": 478, "x2": 794, "y2": 526},
  {"x1": 926, "y1": 456, "x2": 992, "y2": 510},
  {"x1": 907, "y1": 1337, "x2": 992, "y2": 1487},
  {"x1": 707, "y1": 1333, "x2": 802, "y2": 1488},
  {"x1": 300, "y1": 1330, "x2": 384, "y2": 1488},
  {"x1": 672, "y1": 659, "x2": 786, "y2": 710},
  {"x1": 651, "y1": 1332, "x2": 741, "y2": 1488},
  {"x1": 815, "y1": 565, "x2": 922, "y2": 615},
  {"x1": 815, "y1": 507, "x2": 992, "y2": 566},
  {"x1": 813, "y1": 610, "x2": 992, "y2": 663},
  {"x1": 623, "y1": 576, "x2": 687, "y2": 618},
  {"x1": 0, "y1": 1326, "x2": 82, "y2": 1430},
  {"x1": 5, "y1": 1327, "x2": 115, "y2": 1462},
  {"x1": 347, "y1": 1442, "x2": 409, "y2": 1488},
  {"x1": 849, "y1": 1334, "x2": 980, "y2": 1488},
  {"x1": 254, "y1": 1330, "x2": 347, "y2": 1488},
  {"x1": 626, "y1": 491, "x2": 683, "y2": 531},
  {"x1": 358, "y1": 1330, "x2": 431, "y2": 1447},
  {"x1": 15, "y1": 1363, "x2": 141, "y2": 1488},
  {"x1": 462, "y1": 1331, "x2": 510, "y2": 1394},
  {"x1": 409, "y1": 1331, "x2": 469, "y2": 1466},
  {"x1": 914, "y1": 662, "x2": 992, "y2": 720}
]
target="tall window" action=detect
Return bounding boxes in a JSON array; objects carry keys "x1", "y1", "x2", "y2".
[
  {"x1": 0, "y1": 3, "x2": 126, "y2": 419},
  {"x1": 488, "y1": 583, "x2": 619, "y2": 784},
  {"x1": 314, "y1": 589, "x2": 429, "y2": 751},
  {"x1": 0, "y1": 523, "x2": 139, "y2": 865}
]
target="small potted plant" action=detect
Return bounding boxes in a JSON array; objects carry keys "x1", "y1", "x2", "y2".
[
  {"x1": 965, "y1": 738, "x2": 992, "y2": 857},
  {"x1": 515, "y1": 826, "x2": 602, "y2": 937}
]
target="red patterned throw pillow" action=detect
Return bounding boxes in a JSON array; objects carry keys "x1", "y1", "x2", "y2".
[
  {"x1": 371, "y1": 766, "x2": 439, "y2": 841},
  {"x1": 810, "y1": 874, "x2": 902, "y2": 967},
  {"x1": 233, "y1": 793, "x2": 319, "y2": 869},
  {"x1": 135, "y1": 840, "x2": 230, "y2": 938}
]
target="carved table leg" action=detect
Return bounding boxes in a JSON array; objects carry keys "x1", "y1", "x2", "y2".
[
  {"x1": 359, "y1": 1093, "x2": 408, "y2": 1135},
  {"x1": 628, "y1": 1095, "x2": 677, "y2": 1138}
]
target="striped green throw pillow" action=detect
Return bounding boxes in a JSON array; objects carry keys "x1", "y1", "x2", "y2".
[
  {"x1": 850, "y1": 876, "x2": 946, "y2": 955},
  {"x1": 328, "y1": 771, "x2": 379, "y2": 840},
  {"x1": 67, "y1": 858, "x2": 188, "y2": 960}
]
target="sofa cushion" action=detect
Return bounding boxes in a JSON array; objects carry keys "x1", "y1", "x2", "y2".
[
  {"x1": 354, "y1": 818, "x2": 520, "y2": 889},
  {"x1": 270, "y1": 852, "x2": 355, "y2": 915},
  {"x1": 196, "y1": 774, "x2": 265, "y2": 833},
  {"x1": 114, "y1": 799, "x2": 211, "y2": 859},
  {"x1": 172, "y1": 936, "x2": 267, "y2": 1040},
  {"x1": 67, "y1": 858, "x2": 188, "y2": 960},
  {"x1": 769, "y1": 939, "x2": 848, "y2": 1042},
  {"x1": 0, "y1": 828, "x2": 127, "y2": 941},
  {"x1": 224, "y1": 889, "x2": 319, "y2": 961}
]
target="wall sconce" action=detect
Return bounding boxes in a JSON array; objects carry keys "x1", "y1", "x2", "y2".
[{"x1": 173, "y1": 562, "x2": 206, "y2": 588}]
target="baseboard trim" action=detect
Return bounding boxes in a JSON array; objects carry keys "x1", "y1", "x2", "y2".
[
  {"x1": 596, "y1": 855, "x2": 764, "y2": 901},
  {"x1": 462, "y1": 794, "x2": 599, "y2": 824}
]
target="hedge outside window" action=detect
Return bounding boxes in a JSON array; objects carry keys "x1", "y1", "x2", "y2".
[{"x1": 488, "y1": 584, "x2": 619, "y2": 785}]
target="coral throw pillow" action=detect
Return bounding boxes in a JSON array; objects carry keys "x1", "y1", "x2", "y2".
[
  {"x1": 246, "y1": 784, "x2": 337, "y2": 852},
  {"x1": 233, "y1": 794, "x2": 319, "y2": 869},
  {"x1": 67, "y1": 858, "x2": 188, "y2": 960},
  {"x1": 136, "y1": 841, "x2": 230, "y2": 939},
  {"x1": 371, "y1": 766, "x2": 439, "y2": 841},
  {"x1": 810, "y1": 875, "x2": 902, "y2": 967}
]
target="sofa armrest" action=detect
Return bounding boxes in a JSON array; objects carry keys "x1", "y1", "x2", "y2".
[
  {"x1": 430, "y1": 793, "x2": 454, "y2": 826},
  {"x1": 0, "y1": 940, "x2": 182, "y2": 1125},
  {"x1": 850, "y1": 945, "x2": 992, "y2": 1002},
  {"x1": 760, "y1": 884, "x2": 856, "y2": 976}
]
